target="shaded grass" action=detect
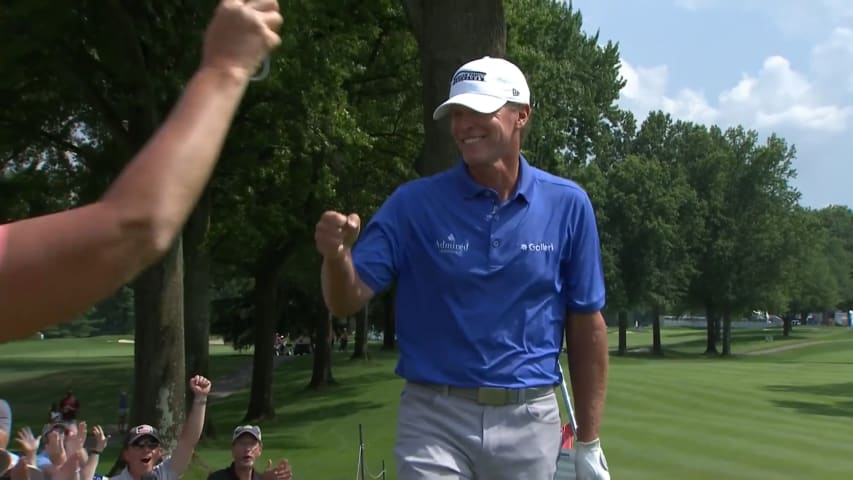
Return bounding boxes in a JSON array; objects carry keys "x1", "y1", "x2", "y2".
[{"x1": 2, "y1": 329, "x2": 853, "y2": 479}]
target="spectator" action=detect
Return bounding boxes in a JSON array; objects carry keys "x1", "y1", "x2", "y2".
[
  {"x1": 338, "y1": 329, "x2": 349, "y2": 352},
  {"x1": 48, "y1": 404, "x2": 61, "y2": 424},
  {"x1": 5, "y1": 456, "x2": 43, "y2": 480},
  {"x1": 35, "y1": 422, "x2": 72, "y2": 471},
  {"x1": 293, "y1": 334, "x2": 311, "y2": 356},
  {"x1": 273, "y1": 334, "x2": 285, "y2": 357},
  {"x1": 59, "y1": 390, "x2": 79, "y2": 422},
  {"x1": 80, "y1": 424, "x2": 108, "y2": 480},
  {"x1": 105, "y1": 375, "x2": 210, "y2": 480},
  {"x1": 0, "y1": 399, "x2": 10, "y2": 449},
  {"x1": 207, "y1": 425, "x2": 291, "y2": 480},
  {"x1": 0, "y1": 0, "x2": 284, "y2": 343},
  {"x1": 117, "y1": 391, "x2": 129, "y2": 434},
  {"x1": 0, "y1": 449, "x2": 14, "y2": 478}
]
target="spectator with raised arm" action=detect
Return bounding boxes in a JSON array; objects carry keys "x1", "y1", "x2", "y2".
[
  {"x1": 0, "y1": 0, "x2": 283, "y2": 343},
  {"x1": 107, "y1": 375, "x2": 211, "y2": 480}
]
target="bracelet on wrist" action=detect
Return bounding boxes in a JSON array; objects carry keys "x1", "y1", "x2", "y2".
[
  {"x1": 194, "y1": 397, "x2": 208, "y2": 404},
  {"x1": 88, "y1": 449, "x2": 102, "y2": 455}
]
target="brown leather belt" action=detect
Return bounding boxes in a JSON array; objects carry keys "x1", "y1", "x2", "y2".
[{"x1": 412, "y1": 382, "x2": 554, "y2": 406}]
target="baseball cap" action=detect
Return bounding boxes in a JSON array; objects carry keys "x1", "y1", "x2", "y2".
[
  {"x1": 124, "y1": 424, "x2": 161, "y2": 447},
  {"x1": 231, "y1": 425, "x2": 262, "y2": 443},
  {"x1": 432, "y1": 56, "x2": 531, "y2": 120}
]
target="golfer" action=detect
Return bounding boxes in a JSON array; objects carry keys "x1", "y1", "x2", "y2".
[{"x1": 315, "y1": 56, "x2": 610, "y2": 479}]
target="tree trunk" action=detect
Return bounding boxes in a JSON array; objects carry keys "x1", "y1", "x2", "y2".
[
  {"x1": 617, "y1": 310, "x2": 628, "y2": 355},
  {"x1": 308, "y1": 313, "x2": 336, "y2": 389},
  {"x1": 244, "y1": 268, "x2": 278, "y2": 421},
  {"x1": 704, "y1": 302, "x2": 719, "y2": 355},
  {"x1": 782, "y1": 315, "x2": 792, "y2": 337},
  {"x1": 721, "y1": 310, "x2": 733, "y2": 356},
  {"x1": 381, "y1": 286, "x2": 396, "y2": 351},
  {"x1": 715, "y1": 314, "x2": 722, "y2": 345},
  {"x1": 351, "y1": 303, "x2": 370, "y2": 360},
  {"x1": 132, "y1": 239, "x2": 186, "y2": 452},
  {"x1": 651, "y1": 308, "x2": 663, "y2": 355},
  {"x1": 183, "y1": 190, "x2": 214, "y2": 436},
  {"x1": 406, "y1": 0, "x2": 506, "y2": 175}
]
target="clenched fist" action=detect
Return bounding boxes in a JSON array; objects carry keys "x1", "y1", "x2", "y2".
[
  {"x1": 315, "y1": 211, "x2": 361, "y2": 259},
  {"x1": 189, "y1": 375, "x2": 212, "y2": 398},
  {"x1": 202, "y1": 0, "x2": 283, "y2": 80}
]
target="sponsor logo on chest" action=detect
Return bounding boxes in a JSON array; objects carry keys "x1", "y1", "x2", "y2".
[
  {"x1": 436, "y1": 233, "x2": 469, "y2": 256},
  {"x1": 520, "y1": 242, "x2": 555, "y2": 252}
]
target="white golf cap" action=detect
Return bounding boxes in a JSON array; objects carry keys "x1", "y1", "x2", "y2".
[
  {"x1": 232, "y1": 425, "x2": 262, "y2": 443},
  {"x1": 432, "y1": 56, "x2": 530, "y2": 120}
]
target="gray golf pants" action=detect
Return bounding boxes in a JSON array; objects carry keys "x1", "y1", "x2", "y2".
[{"x1": 394, "y1": 382, "x2": 561, "y2": 479}]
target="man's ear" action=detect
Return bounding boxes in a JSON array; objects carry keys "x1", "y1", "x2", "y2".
[{"x1": 516, "y1": 104, "x2": 531, "y2": 129}]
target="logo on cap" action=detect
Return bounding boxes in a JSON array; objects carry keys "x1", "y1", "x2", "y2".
[
  {"x1": 133, "y1": 425, "x2": 156, "y2": 435},
  {"x1": 452, "y1": 70, "x2": 486, "y2": 85}
]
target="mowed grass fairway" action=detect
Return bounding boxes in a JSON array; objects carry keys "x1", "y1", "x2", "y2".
[{"x1": 2, "y1": 327, "x2": 852, "y2": 479}]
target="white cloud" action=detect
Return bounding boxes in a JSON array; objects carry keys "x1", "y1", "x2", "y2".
[
  {"x1": 811, "y1": 27, "x2": 853, "y2": 95},
  {"x1": 717, "y1": 56, "x2": 851, "y2": 133},
  {"x1": 619, "y1": 60, "x2": 718, "y2": 125},
  {"x1": 618, "y1": 52, "x2": 852, "y2": 134}
]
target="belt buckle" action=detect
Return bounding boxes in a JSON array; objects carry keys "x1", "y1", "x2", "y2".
[{"x1": 477, "y1": 387, "x2": 508, "y2": 406}]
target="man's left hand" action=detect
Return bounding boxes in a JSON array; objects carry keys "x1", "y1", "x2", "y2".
[{"x1": 575, "y1": 438, "x2": 609, "y2": 480}]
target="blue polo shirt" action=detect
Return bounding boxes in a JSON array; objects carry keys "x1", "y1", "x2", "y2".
[{"x1": 352, "y1": 156, "x2": 605, "y2": 388}]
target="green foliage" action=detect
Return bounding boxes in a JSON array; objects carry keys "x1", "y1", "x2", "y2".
[
  {"x1": 204, "y1": 0, "x2": 420, "y2": 344},
  {"x1": 505, "y1": 0, "x2": 625, "y2": 174},
  {"x1": 1, "y1": 0, "x2": 850, "y2": 354},
  {"x1": 604, "y1": 153, "x2": 698, "y2": 311}
]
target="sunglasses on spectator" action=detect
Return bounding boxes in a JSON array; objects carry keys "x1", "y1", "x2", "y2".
[{"x1": 131, "y1": 440, "x2": 160, "y2": 449}]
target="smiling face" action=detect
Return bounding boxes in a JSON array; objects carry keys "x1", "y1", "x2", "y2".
[
  {"x1": 449, "y1": 103, "x2": 529, "y2": 169},
  {"x1": 122, "y1": 436, "x2": 162, "y2": 476},
  {"x1": 231, "y1": 434, "x2": 262, "y2": 469}
]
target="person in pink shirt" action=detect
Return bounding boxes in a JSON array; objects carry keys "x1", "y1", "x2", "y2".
[{"x1": 0, "y1": 0, "x2": 282, "y2": 342}]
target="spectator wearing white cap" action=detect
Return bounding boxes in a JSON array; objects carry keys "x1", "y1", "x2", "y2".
[{"x1": 206, "y1": 426, "x2": 291, "y2": 480}]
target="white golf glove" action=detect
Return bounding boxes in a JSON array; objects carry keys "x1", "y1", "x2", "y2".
[{"x1": 575, "y1": 438, "x2": 610, "y2": 480}]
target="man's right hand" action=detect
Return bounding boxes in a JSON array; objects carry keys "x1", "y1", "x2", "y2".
[
  {"x1": 201, "y1": 0, "x2": 283, "y2": 80},
  {"x1": 315, "y1": 211, "x2": 361, "y2": 259}
]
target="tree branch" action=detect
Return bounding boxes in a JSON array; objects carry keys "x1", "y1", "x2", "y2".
[
  {"x1": 39, "y1": 129, "x2": 99, "y2": 165},
  {"x1": 60, "y1": 50, "x2": 134, "y2": 157}
]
